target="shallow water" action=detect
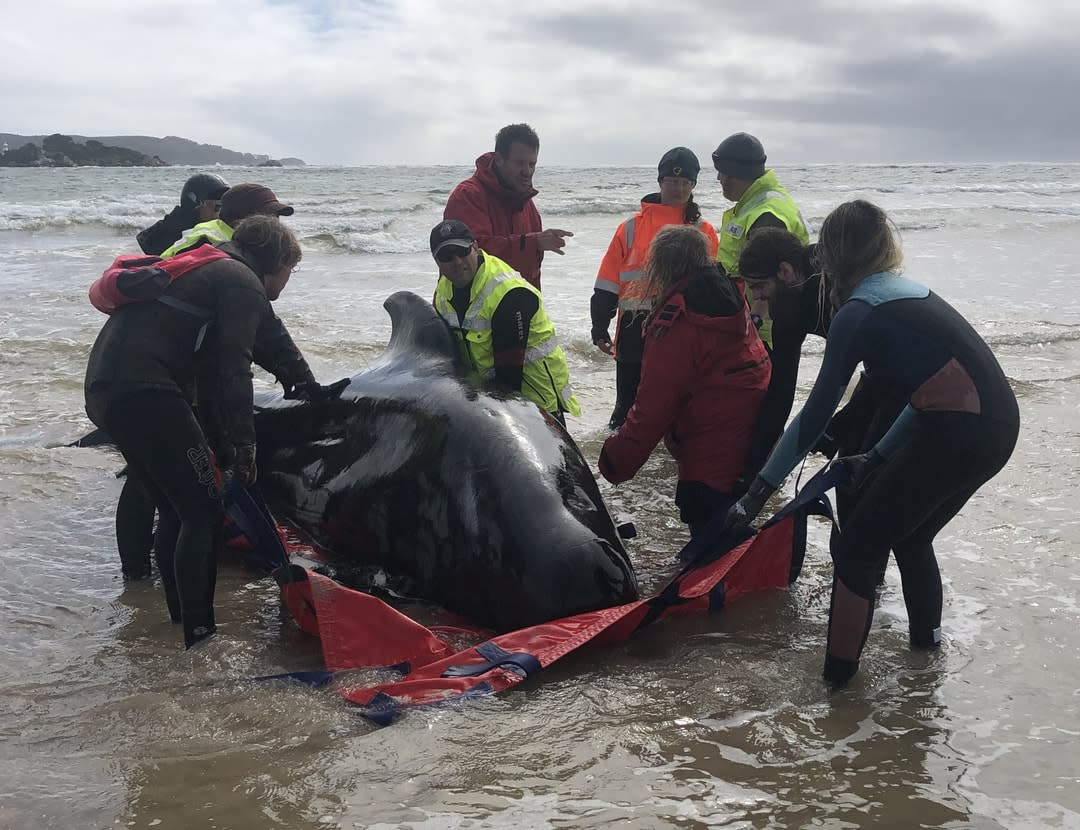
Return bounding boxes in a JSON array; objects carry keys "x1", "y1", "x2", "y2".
[{"x1": 1, "y1": 164, "x2": 1079, "y2": 829}]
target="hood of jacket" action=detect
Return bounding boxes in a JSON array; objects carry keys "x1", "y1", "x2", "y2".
[
  {"x1": 472, "y1": 152, "x2": 539, "y2": 209},
  {"x1": 649, "y1": 264, "x2": 746, "y2": 333}
]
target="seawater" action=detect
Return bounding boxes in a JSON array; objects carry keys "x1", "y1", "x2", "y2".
[{"x1": 1, "y1": 164, "x2": 1079, "y2": 829}]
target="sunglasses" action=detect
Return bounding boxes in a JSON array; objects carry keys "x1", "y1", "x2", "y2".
[{"x1": 435, "y1": 245, "x2": 472, "y2": 264}]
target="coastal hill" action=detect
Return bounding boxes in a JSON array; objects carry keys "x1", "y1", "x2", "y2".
[{"x1": 0, "y1": 133, "x2": 305, "y2": 167}]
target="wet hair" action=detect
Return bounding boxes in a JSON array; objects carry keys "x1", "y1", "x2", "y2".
[
  {"x1": 817, "y1": 200, "x2": 903, "y2": 307},
  {"x1": 232, "y1": 214, "x2": 303, "y2": 277},
  {"x1": 495, "y1": 123, "x2": 540, "y2": 157},
  {"x1": 644, "y1": 225, "x2": 712, "y2": 299},
  {"x1": 738, "y1": 227, "x2": 806, "y2": 281}
]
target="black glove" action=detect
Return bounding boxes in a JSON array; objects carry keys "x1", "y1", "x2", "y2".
[
  {"x1": 228, "y1": 444, "x2": 257, "y2": 487},
  {"x1": 812, "y1": 429, "x2": 841, "y2": 460},
  {"x1": 721, "y1": 475, "x2": 775, "y2": 534},
  {"x1": 832, "y1": 448, "x2": 885, "y2": 493},
  {"x1": 284, "y1": 377, "x2": 350, "y2": 402}
]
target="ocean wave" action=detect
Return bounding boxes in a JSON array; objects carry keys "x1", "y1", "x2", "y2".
[
  {"x1": 543, "y1": 198, "x2": 639, "y2": 216},
  {"x1": 984, "y1": 324, "x2": 1080, "y2": 348},
  {"x1": 301, "y1": 229, "x2": 425, "y2": 255}
]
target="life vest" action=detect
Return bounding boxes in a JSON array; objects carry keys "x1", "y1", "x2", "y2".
[
  {"x1": 159, "y1": 218, "x2": 233, "y2": 259},
  {"x1": 716, "y1": 171, "x2": 809, "y2": 347},
  {"x1": 433, "y1": 252, "x2": 581, "y2": 417},
  {"x1": 88, "y1": 244, "x2": 230, "y2": 316}
]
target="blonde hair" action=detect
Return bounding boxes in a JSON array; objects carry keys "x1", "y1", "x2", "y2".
[
  {"x1": 817, "y1": 200, "x2": 903, "y2": 307},
  {"x1": 232, "y1": 214, "x2": 303, "y2": 276},
  {"x1": 643, "y1": 225, "x2": 712, "y2": 301}
]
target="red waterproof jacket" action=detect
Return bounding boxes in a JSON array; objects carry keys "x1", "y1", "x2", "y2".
[
  {"x1": 600, "y1": 266, "x2": 771, "y2": 494},
  {"x1": 445, "y1": 152, "x2": 544, "y2": 289}
]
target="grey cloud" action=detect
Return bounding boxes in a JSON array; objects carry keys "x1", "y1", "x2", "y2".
[{"x1": 732, "y1": 38, "x2": 1080, "y2": 161}]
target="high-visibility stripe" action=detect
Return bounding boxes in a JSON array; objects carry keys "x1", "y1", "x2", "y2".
[
  {"x1": 594, "y1": 278, "x2": 619, "y2": 293},
  {"x1": 523, "y1": 336, "x2": 558, "y2": 364},
  {"x1": 624, "y1": 217, "x2": 636, "y2": 250},
  {"x1": 618, "y1": 269, "x2": 644, "y2": 284}
]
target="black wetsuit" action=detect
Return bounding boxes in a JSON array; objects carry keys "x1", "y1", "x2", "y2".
[
  {"x1": 740, "y1": 245, "x2": 906, "y2": 488},
  {"x1": 758, "y1": 272, "x2": 1019, "y2": 684},
  {"x1": 85, "y1": 243, "x2": 285, "y2": 646}
]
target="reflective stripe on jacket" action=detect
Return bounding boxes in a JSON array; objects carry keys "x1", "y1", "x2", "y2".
[
  {"x1": 596, "y1": 200, "x2": 719, "y2": 315},
  {"x1": 434, "y1": 252, "x2": 581, "y2": 417}
]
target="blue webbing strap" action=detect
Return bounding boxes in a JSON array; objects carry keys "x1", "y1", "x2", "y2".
[
  {"x1": 441, "y1": 641, "x2": 542, "y2": 678},
  {"x1": 223, "y1": 480, "x2": 290, "y2": 571}
]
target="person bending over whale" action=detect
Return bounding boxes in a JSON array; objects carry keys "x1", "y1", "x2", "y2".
[
  {"x1": 85, "y1": 216, "x2": 305, "y2": 648},
  {"x1": 723, "y1": 200, "x2": 1019, "y2": 685},
  {"x1": 598, "y1": 225, "x2": 771, "y2": 535},
  {"x1": 116, "y1": 185, "x2": 339, "y2": 581},
  {"x1": 431, "y1": 219, "x2": 581, "y2": 425}
]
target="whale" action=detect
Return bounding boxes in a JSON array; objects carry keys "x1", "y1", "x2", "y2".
[{"x1": 252, "y1": 291, "x2": 639, "y2": 631}]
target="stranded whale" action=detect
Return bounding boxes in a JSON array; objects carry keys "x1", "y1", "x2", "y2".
[{"x1": 253, "y1": 291, "x2": 639, "y2": 630}]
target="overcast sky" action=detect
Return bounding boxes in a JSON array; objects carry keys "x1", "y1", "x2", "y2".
[{"x1": 3, "y1": 0, "x2": 1077, "y2": 165}]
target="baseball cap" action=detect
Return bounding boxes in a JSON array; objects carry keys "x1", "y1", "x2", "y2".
[
  {"x1": 430, "y1": 219, "x2": 475, "y2": 257},
  {"x1": 220, "y1": 183, "x2": 295, "y2": 224}
]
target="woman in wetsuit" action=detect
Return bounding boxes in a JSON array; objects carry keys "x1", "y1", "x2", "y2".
[
  {"x1": 85, "y1": 216, "x2": 303, "y2": 648},
  {"x1": 725, "y1": 200, "x2": 1020, "y2": 685}
]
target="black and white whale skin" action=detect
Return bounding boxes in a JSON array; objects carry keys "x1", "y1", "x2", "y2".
[{"x1": 254, "y1": 291, "x2": 639, "y2": 631}]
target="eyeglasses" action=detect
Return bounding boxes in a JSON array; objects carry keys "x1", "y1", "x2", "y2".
[{"x1": 435, "y1": 245, "x2": 471, "y2": 264}]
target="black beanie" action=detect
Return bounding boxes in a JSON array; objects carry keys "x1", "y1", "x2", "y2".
[
  {"x1": 711, "y1": 132, "x2": 767, "y2": 180},
  {"x1": 657, "y1": 147, "x2": 700, "y2": 184}
]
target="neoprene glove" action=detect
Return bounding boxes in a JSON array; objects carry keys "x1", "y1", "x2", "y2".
[
  {"x1": 722, "y1": 475, "x2": 775, "y2": 533},
  {"x1": 284, "y1": 377, "x2": 350, "y2": 402},
  {"x1": 231, "y1": 444, "x2": 257, "y2": 487},
  {"x1": 812, "y1": 429, "x2": 841, "y2": 460},
  {"x1": 832, "y1": 448, "x2": 885, "y2": 493}
]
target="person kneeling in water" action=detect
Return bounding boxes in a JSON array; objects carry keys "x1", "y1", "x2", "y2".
[
  {"x1": 85, "y1": 216, "x2": 305, "y2": 648},
  {"x1": 723, "y1": 200, "x2": 1019, "y2": 685},
  {"x1": 599, "y1": 225, "x2": 771, "y2": 534}
]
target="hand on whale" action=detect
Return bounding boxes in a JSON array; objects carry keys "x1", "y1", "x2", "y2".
[{"x1": 254, "y1": 291, "x2": 640, "y2": 631}]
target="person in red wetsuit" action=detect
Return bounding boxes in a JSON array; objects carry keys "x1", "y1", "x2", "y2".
[
  {"x1": 444, "y1": 123, "x2": 572, "y2": 291},
  {"x1": 599, "y1": 225, "x2": 771, "y2": 534}
]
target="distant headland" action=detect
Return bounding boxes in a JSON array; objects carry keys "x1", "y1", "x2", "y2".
[{"x1": 0, "y1": 133, "x2": 305, "y2": 168}]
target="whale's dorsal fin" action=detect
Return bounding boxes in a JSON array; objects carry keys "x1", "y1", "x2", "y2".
[{"x1": 383, "y1": 291, "x2": 463, "y2": 375}]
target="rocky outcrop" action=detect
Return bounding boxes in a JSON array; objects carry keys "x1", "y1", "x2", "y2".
[
  {"x1": 0, "y1": 133, "x2": 305, "y2": 166},
  {"x1": 0, "y1": 134, "x2": 168, "y2": 167}
]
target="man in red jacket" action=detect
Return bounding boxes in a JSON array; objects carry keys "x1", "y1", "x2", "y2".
[{"x1": 444, "y1": 123, "x2": 573, "y2": 290}]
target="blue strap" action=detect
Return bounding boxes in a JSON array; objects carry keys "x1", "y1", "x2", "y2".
[
  {"x1": 224, "y1": 480, "x2": 290, "y2": 571},
  {"x1": 441, "y1": 641, "x2": 541, "y2": 678}
]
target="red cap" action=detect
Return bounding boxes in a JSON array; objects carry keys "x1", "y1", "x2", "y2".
[{"x1": 220, "y1": 183, "x2": 294, "y2": 224}]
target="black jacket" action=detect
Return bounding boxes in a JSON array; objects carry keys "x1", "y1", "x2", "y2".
[{"x1": 85, "y1": 241, "x2": 312, "y2": 452}]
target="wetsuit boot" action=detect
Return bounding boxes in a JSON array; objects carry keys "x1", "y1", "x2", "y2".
[
  {"x1": 824, "y1": 576, "x2": 875, "y2": 687},
  {"x1": 183, "y1": 606, "x2": 217, "y2": 649}
]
